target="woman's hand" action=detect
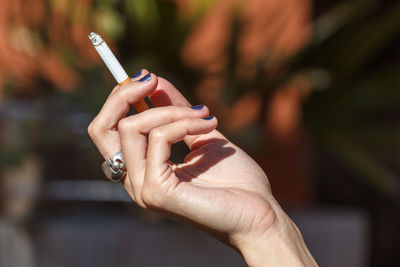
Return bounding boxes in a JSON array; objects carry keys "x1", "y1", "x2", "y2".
[{"x1": 88, "y1": 70, "x2": 317, "y2": 266}]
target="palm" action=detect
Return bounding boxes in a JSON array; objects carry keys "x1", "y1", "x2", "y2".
[
  {"x1": 168, "y1": 137, "x2": 275, "y2": 241},
  {"x1": 140, "y1": 78, "x2": 277, "y2": 243}
]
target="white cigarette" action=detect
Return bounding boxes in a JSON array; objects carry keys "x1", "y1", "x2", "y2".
[
  {"x1": 88, "y1": 32, "x2": 130, "y2": 85},
  {"x1": 88, "y1": 32, "x2": 151, "y2": 112}
]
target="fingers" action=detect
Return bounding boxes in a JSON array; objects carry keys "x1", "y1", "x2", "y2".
[
  {"x1": 88, "y1": 69, "x2": 223, "y2": 208},
  {"x1": 109, "y1": 69, "x2": 150, "y2": 95},
  {"x1": 88, "y1": 73, "x2": 158, "y2": 159},
  {"x1": 119, "y1": 105, "x2": 210, "y2": 135},
  {"x1": 147, "y1": 116, "x2": 218, "y2": 175},
  {"x1": 118, "y1": 106, "x2": 210, "y2": 207},
  {"x1": 142, "y1": 116, "x2": 218, "y2": 207},
  {"x1": 150, "y1": 76, "x2": 227, "y2": 150},
  {"x1": 97, "y1": 73, "x2": 157, "y2": 134}
]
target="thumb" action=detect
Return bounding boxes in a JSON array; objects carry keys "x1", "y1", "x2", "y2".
[
  {"x1": 150, "y1": 77, "x2": 191, "y2": 107},
  {"x1": 149, "y1": 76, "x2": 227, "y2": 150}
]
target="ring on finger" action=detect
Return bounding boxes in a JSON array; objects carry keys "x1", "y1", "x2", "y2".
[{"x1": 101, "y1": 151, "x2": 127, "y2": 182}]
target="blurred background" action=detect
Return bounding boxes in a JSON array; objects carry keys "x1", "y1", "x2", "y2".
[{"x1": 0, "y1": 0, "x2": 399, "y2": 266}]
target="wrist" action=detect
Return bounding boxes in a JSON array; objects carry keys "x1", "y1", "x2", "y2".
[{"x1": 236, "y1": 205, "x2": 317, "y2": 267}]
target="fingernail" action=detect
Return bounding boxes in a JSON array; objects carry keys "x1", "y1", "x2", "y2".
[
  {"x1": 139, "y1": 73, "x2": 151, "y2": 82},
  {"x1": 132, "y1": 69, "x2": 142, "y2": 79},
  {"x1": 191, "y1": 105, "x2": 204, "y2": 110},
  {"x1": 203, "y1": 116, "x2": 214, "y2": 120}
]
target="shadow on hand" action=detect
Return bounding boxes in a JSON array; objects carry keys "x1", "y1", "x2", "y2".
[{"x1": 174, "y1": 139, "x2": 236, "y2": 182}]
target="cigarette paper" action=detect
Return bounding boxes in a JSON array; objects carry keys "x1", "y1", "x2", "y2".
[{"x1": 89, "y1": 32, "x2": 150, "y2": 112}]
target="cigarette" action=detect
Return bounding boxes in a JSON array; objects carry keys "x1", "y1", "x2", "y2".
[{"x1": 88, "y1": 32, "x2": 151, "y2": 112}]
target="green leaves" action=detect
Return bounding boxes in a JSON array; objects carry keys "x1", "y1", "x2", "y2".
[{"x1": 93, "y1": 5, "x2": 125, "y2": 39}]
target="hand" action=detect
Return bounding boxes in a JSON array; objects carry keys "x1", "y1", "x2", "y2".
[{"x1": 88, "y1": 70, "x2": 317, "y2": 266}]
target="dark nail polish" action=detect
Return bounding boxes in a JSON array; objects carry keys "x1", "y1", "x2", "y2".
[
  {"x1": 139, "y1": 73, "x2": 151, "y2": 82},
  {"x1": 203, "y1": 116, "x2": 214, "y2": 120},
  {"x1": 132, "y1": 69, "x2": 142, "y2": 79},
  {"x1": 191, "y1": 105, "x2": 204, "y2": 110}
]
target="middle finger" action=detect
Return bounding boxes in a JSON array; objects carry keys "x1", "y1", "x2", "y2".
[{"x1": 118, "y1": 105, "x2": 210, "y2": 206}]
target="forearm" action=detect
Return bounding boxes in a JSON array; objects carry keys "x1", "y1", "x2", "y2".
[{"x1": 237, "y1": 207, "x2": 317, "y2": 267}]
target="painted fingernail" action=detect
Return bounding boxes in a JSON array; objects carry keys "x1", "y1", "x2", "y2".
[
  {"x1": 191, "y1": 105, "x2": 204, "y2": 110},
  {"x1": 139, "y1": 73, "x2": 151, "y2": 82},
  {"x1": 132, "y1": 69, "x2": 142, "y2": 79},
  {"x1": 203, "y1": 116, "x2": 214, "y2": 120}
]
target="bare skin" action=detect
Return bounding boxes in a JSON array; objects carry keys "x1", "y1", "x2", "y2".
[{"x1": 88, "y1": 70, "x2": 317, "y2": 266}]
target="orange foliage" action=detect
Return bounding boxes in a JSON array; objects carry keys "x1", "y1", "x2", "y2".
[
  {"x1": 176, "y1": 0, "x2": 312, "y2": 137},
  {"x1": 176, "y1": 0, "x2": 313, "y2": 205},
  {"x1": 180, "y1": 0, "x2": 311, "y2": 74},
  {"x1": 225, "y1": 93, "x2": 262, "y2": 132},
  {"x1": 267, "y1": 76, "x2": 311, "y2": 140},
  {"x1": 0, "y1": 0, "x2": 99, "y2": 95}
]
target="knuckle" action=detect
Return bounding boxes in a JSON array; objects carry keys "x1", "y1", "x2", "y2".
[
  {"x1": 183, "y1": 118, "x2": 194, "y2": 124},
  {"x1": 117, "y1": 84, "x2": 131, "y2": 98},
  {"x1": 87, "y1": 121, "x2": 99, "y2": 139},
  {"x1": 177, "y1": 118, "x2": 194, "y2": 129},
  {"x1": 158, "y1": 107, "x2": 175, "y2": 121},
  {"x1": 117, "y1": 119, "x2": 129, "y2": 133},
  {"x1": 149, "y1": 128, "x2": 165, "y2": 141},
  {"x1": 114, "y1": 84, "x2": 135, "y2": 103},
  {"x1": 117, "y1": 118, "x2": 136, "y2": 133}
]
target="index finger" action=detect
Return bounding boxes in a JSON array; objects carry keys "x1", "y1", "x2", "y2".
[{"x1": 92, "y1": 73, "x2": 158, "y2": 132}]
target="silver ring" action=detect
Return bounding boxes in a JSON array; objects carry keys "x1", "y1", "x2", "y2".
[{"x1": 101, "y1": 151, "x2": 126, "y2": 182}]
